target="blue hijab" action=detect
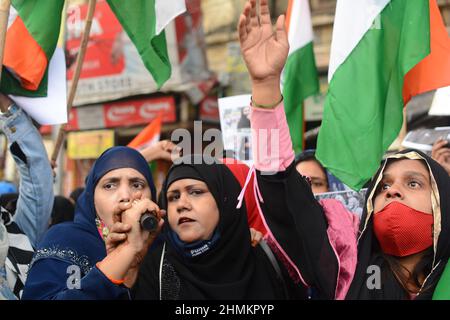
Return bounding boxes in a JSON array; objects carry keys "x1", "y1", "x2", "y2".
[{"x1": 30, "y1": 146, "x2": 156, "y2": 276}]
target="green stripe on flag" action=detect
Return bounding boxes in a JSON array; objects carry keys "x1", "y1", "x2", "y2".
[
  {"x1": 433, "y1": 260, "x2": 450, "y2": 299},
  {"x1": 316, "y1": 0, "x2": 430, "y2": 190},
  {"x1": 107, "y1": 0, "x2": 171, "y2": 89},
  {"x1": 283, "y1": 41, "x2": 319, "y2": 153},
  {"x1": 11, "y1": 0, "x2": 64, "y2": 58},
  {"x1": 1, "y1": 0, "x2": 64, "y2": 97},
  {"x1": 1, "y1": 69, "x2": 49, "y2": 97}
]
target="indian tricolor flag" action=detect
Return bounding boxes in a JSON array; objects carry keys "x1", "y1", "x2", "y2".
[
  {"x1": 282, "y1": 0, "x2": 319, "y2": 153},
  {"x1": 128, "y1": 114, "x2": 162, "y2": 150},
  {"x1": 316, "y1": 0, "x2": 450, "y2": 190},
  {"x1": 1, "y1": 0, "x2": 64, "y2": 97},
  {"x1": 433, "y1": 260, "x2": 450, "y2": 299},
  {"x1": 106, "y1": 0, "x2": 186, "y2": 88}
]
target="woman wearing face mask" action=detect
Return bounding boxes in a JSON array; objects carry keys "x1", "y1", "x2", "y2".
[
  {"x1": 238, "y1": 0, "x2": 450, "y2": 300},
  {"x1": 131, "y1": 154, "x2": 310, "y2": 300},
  {"x1": 345, "y1": 152, "x2": 449, "y2": 299},
  {"x1": 22, "y1": 147, "x2": 164, "y2": 299}
]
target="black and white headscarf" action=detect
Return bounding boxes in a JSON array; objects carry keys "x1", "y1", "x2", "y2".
[{"x1": 1, "y1": 206, "x2": 34, "y2": 299}]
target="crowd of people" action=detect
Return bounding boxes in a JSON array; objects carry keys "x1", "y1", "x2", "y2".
[{"x1": 0, "y1": 0, "x2": 449, "y2": 300}]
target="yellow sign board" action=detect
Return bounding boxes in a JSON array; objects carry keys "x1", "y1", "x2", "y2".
[{"x1": 67, "y1": 130, "x2": 115, "y2": 159}]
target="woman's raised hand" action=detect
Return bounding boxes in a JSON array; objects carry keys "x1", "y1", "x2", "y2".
[{"x1": 238, "y1": 0, "x2": 289, "y2": 105}]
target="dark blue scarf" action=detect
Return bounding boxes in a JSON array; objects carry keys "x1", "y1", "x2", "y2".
[
  {"x1": 31, "y1": 146, "x2": 156, "y2": 275},
  {"x1": 166, "y1": 228, "x2": 221, "y2": 258}
]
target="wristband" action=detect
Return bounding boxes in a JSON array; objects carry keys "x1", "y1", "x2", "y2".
[{"x1": 250, "y1": 95, "x2": 283, "y2": 109}]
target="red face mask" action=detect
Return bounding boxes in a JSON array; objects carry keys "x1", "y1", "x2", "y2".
[{"x1": 373, "y1": 201, "x2": 433, "y2": 257}]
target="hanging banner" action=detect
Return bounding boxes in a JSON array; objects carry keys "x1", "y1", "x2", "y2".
[
  {"x1": 175, "y1": 0, "x2": 210, "y2": 83},
  {"x1": 40, "y1": 95, "x2": 176, "y2": 133},
  {"x1": 66, "y1": 0, "x2": 184, "y2": 106},
  {"x1": 66, "y1": 0, "x2": 210, "y2": 106}
]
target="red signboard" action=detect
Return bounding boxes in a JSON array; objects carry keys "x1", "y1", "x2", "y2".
[
  {"x1": 103, "y1": 97, "x2": 177, "y2": 128},
  {"x1": 40, "y1": 96, "x2": 176, "y2": 134}
]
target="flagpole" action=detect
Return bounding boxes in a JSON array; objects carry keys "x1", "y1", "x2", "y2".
[
  {"x1": 0, "y1": 0, "x2": 11, "y2": 113},
  {"x1": 51, "y1": 0, "x2": 97, "y2": 164}
]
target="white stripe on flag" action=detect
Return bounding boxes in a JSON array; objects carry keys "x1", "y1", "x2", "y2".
[
  {"x1": 287, "y1": 0, "x2": 314, "y2": 54},
  {"x1": 137, "y1": 134, "x2": 160, "y2": 150},
  {"x1": 7, "y1": 6, "x2": 17, "y2": 28},
  {"x1": 328, "y1": 0, "x2": 390, "y2": 82},
  {"x1": 155, "y1": 0, "x2": 187, "y2": 35}
]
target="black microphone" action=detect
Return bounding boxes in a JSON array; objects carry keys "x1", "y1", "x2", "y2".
[{"x1": 140, "y1": 210, "x2": 158, "y2": 232}]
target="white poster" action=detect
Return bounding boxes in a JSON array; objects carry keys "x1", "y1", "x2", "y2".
[
  {"x1": 218, "y1": 94, "x2": 252, "y2": 166},
  {"x1": 315, "y1": 189, "x2": 368, "y2": 220}
]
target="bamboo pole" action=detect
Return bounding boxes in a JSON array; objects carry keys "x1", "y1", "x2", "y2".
[
  {"x1": 0, "y1": 0, "x2": 11, "y2": 113},
  {"x1": 51, "y1": 0, "x2": 97, "y2": 163}
]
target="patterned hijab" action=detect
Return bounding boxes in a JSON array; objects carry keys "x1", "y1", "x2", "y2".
[{"x1": 346, "y1": 149, "x2": 450, "y2": 299}]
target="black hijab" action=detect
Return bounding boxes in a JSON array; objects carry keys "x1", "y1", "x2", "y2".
[
  {"x1": 134, "y1": 155, "x2": 284, "y2": 299},
  {"x1": 346, "y1": 149, "x2": 450, "y2": 299},
  {"x1": 49, "y1": 196, "x2": 75, "y2": 227}
]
